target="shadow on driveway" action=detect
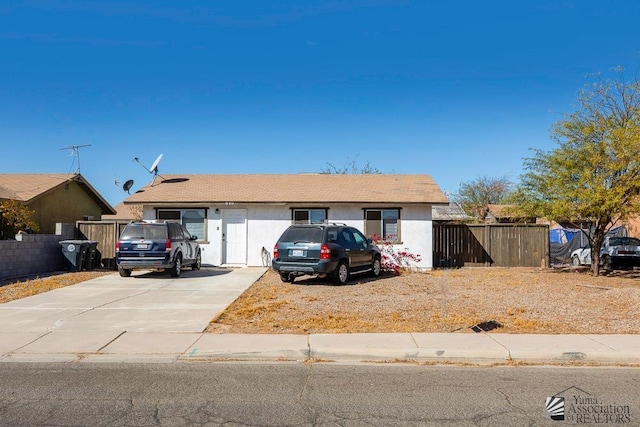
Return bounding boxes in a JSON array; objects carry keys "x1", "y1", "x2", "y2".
[{"x1": 126, "y1": 266, "x2": 235, "y2": 279}]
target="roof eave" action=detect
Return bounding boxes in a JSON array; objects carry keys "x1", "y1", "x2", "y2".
[{"x1": 124, "y1": 200, "x2": 449, "y2": 206}]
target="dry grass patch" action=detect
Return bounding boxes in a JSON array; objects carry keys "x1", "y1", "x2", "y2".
[
  {"x1": 206, "y1": 267, "x2": 640, "y2": 334},
  {"x1": 0, "y1": 271, "x2": 112, "y2": 304}
]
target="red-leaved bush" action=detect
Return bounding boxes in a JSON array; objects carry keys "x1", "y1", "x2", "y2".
[{"x1": 371, "y1": 234, "x2": 422, "y2": 274}]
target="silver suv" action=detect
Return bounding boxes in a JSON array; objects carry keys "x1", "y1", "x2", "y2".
[
  {"x1": 116, "y1": 221, "x2": 201, "y2": 277},
  {"x1": 272, "y1": 224, "x2": 381, "y2": 284},
  {"x1": 571, "y1": 236, "x2": 640, "y2": 270}
]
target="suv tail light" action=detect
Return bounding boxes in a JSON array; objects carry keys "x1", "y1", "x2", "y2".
[
  {"x1": 320, "y1": 244, "x2": 331, "y2": 259},
  {"x1": 115, "y1": 240, "x2": 120, "y2": 253},
  {"x1": 273, "y1": 244, "x2": 279, "y2": 259},
  {"x1": 165, "y1": 239, "x2": 171, "y2": 252}
]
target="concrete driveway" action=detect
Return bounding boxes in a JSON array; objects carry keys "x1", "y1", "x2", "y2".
[{"x1": 0, "y1": 267, "x2": 267, "y2": 362}]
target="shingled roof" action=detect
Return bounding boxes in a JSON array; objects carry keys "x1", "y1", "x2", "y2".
[
  {"x1": 0, "y1": 185, "x2": 18, "y2": 200},
  {"x1": 0, "y1": 173, "x2": 115, "y2": 214},
  {"x1": 124, "y1": 174, "x2": 449, "y2": 205}
]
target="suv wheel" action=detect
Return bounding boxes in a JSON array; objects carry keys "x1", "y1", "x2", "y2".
[
  {"x1": 572, "y1": 255, "x2": 581, "y2": 266},
  {"x1": 334, "y1": 261, "x2": 349, "y2": 285},
  {"x1": 118, "y1": 267, "x2": 131, "y2": 277},
  {"x1": 371, "y1": 256, "x2": 381, "y2": 277},
  {"x1": 170, "y1": 255, "x2": 182, "y2": 277},
  {"x1": 602, "y1": 255, "x2": 613, "y2": 271},
  {"x1": 280, "y1": 272, "x2": 294, "y2": 283},
  {"x1": 193, "y1": 251, "x2": 201, "y2": 270}
]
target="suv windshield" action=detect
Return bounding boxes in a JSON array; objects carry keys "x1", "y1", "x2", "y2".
[
  {"x1": 279, "y1": 227, "x2": 324, "y2": 243},
  {"x1": 609, "y1": 237, "x2": 640, "y2": 246},
  {"x1": 120, "y1": 224, "x2": 168, "y2": 240}
]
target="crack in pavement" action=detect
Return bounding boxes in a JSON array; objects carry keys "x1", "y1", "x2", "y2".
[{"x1": 49, "y1": 289, "x2": 154, "y2": 330}]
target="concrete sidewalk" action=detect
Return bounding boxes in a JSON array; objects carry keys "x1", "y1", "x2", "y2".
[{"x1": 1, "y1": 267, "x2": 639, "y2": 365}]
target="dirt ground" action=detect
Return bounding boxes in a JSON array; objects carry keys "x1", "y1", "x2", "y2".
[{"x1": 206, "y1": 267, "x2": 640, "y2": 335}]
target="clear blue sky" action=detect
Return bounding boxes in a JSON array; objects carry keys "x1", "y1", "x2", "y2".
[{"x1": 1, "y1": 1, "x2": 639, "y2": 207}]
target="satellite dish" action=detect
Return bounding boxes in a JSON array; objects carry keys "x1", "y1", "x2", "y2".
[
  {"x1": 149, "y1": 153, "x2": 163, "y2": 174},
  {"x1": 123, "y1": 179, "x2": 134, "y2": 194},
  {"x1": 133, "y1": 153, "x2": 164, "y2": 186}
]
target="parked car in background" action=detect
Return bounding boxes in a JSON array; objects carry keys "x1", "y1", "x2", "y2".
[
  {"x1": 571, "y1": 245, "x2": 591, "y2": 266},
  {"x1": 272, "y1": 223, "x2": 381, "y2": 284},
  {"x1": 571, "y1": 236, "x2": 640, "y2": 270},
  {"x1": 116, "y1": 221, "x2": 201, "y2": 277}
]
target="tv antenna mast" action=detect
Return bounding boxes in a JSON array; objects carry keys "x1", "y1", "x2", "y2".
[
  {"x1": 61, "y1": 144, "x2": 92, "y2": 174},
  {"x1": 134, "y1": 153, "x2": 164, "y2": 186}
]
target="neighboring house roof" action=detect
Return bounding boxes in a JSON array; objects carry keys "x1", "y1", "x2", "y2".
[
  {"x1": 102, "y1": 202, "x2": 143, "y2": 220},
  {"x1": 485, "y1": 204, "x2": 536, "y2": 223},
  {"x1": 485, "y1": 204, "x2": 516, "y2": 219},
  {"x1": 0, "y1": 173, "x2": 116, "y2": 214},
  {"x1": 0, "y1": 185, "x2": 18, "y2": 200},
  {"x1": 432, "y1": 202, "x2": 473, "y2": 221},
  {"x1": 124, "y1": 174, "x2": 449, "y2": 205}
]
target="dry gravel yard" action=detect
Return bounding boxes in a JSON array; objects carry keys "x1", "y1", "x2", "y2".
[{"x1": 206, "y1": 267, "x2": 640, "y2": 335}]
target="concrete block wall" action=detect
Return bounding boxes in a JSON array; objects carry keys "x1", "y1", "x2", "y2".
[{"x1": 0, "y1": 223, "x2": 76, "y2": 281}]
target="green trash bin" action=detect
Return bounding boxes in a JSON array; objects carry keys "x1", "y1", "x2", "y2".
[
  {"x1": 60, "y1": 240, "x2": 90, "y2": 272},
  {"x1": 84, "y1": 241, "x2": 99, "y2": 271}
]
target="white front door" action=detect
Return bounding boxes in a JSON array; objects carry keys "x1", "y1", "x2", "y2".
[{"x1": 222, "y1": 209, "x2": 247, "y2": 265}]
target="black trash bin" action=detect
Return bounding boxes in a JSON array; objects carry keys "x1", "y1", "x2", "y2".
[
  {"x1": 60, "y1": 240, "x2": 90, "y2": 272},
  {"x1": 84, "y1": 240, "x2": 99, "y2": 271}
]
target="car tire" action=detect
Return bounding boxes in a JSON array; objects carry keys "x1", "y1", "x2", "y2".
[
  {"x1": 602, "y1": 255, "x2": 613, "y2": 271},
  {"x1": 280, "y1": 272, "x2": 294, "y2": 283},
  {"x1": 334, "y1": 261, "x2": 349, "y2": 285},
  {"x1": 572, "y1": 255, "x2": 581, "y2": 266},
  {"x1": 170, "y1": 254, "x2": 182, "y2": 277},
  {"x1": 192, "y1": 251, "x2": 201, "y2": 270},
  {"x1": 118, "y1": 267, "x2": 131, "y2": 277},
  {"x1": 371, "y1": 256, "x2": 381, "y2": 277}
]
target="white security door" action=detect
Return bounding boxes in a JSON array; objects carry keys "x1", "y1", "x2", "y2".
[{"x1": 222, "y1": 209, "x2": 247, "y2": 265}]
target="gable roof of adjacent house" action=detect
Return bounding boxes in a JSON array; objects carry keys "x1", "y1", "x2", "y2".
[
  {"x1": 432, "y1": 202, "x2": 473, "y2": 221},
  {"x1": 0, "y1": 185, "x2": 18, "y2": 200},
  {"x1": 0, "y1": 173, "x2": 116, "y2": 214},
  {"x1": 124, "y1": 174, "x2": 449, "y2": 205},
  {"x1": 102, "y1": 202, "x2": 143, "y2": 220},
  {"x1": 485, "y1": 204, "x2": 514, "y2": 219}
]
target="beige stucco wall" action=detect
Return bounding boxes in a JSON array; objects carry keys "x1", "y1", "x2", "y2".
[{"x1": 141, "y1": 203, "x2": 435, "y2": 269}]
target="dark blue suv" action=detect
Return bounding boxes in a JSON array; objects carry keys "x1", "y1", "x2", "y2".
[
  {"x1": 116, "y1": 221, "x2": 201, "y2": 277},
  {"x1": 272, "y1": 224, "x2": 381, "y2": 284}
]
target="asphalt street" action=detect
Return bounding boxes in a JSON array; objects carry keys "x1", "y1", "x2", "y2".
[{"x1": 0, "y1": 363, "x2": 638, "y2": 426}]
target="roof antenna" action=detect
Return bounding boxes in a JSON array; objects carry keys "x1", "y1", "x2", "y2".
[
  {"x1": 134, "y1": 153, "x2": 164, "y2": 186},
  {"x1": 61, "y1": 144, "x2": 92, "y2": 174}
]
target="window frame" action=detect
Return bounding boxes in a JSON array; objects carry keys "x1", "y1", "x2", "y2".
[
  {"x1": 156, "y1": 208, "x2": 208, "y2": 242},
  {"x1": 363, "y1": 208, "x2": 401, "y2": 243},
  {"x1": 291, "y1": 208, "x2": 328, "y2": 225}
]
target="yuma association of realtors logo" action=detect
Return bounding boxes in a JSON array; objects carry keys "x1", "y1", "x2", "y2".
[
  {"x1": 545, "y1": 395, "x2": 566, "y2": 420},
  {"x1": 544, "y1": 386, "x2": 632, "y2": 424}
]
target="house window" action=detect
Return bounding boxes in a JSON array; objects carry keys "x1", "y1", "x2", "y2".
[
  {"x1": 364, "y1": 209, "x2": 400, "y2": 243},
  {"x1": 157, "y1": 208, "x2": 207, "y2": 241},
  {"x1": 292, "y1": 208, "x2": 327, "y2": 224}
]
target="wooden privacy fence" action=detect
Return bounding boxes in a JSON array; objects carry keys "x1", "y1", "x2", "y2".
[
  {"x1": 76, "y1": 220, "x2": 130, "y2": 269},
  {"x1": 433, "y1": 223, "x2": 549, "y2": 268}
]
